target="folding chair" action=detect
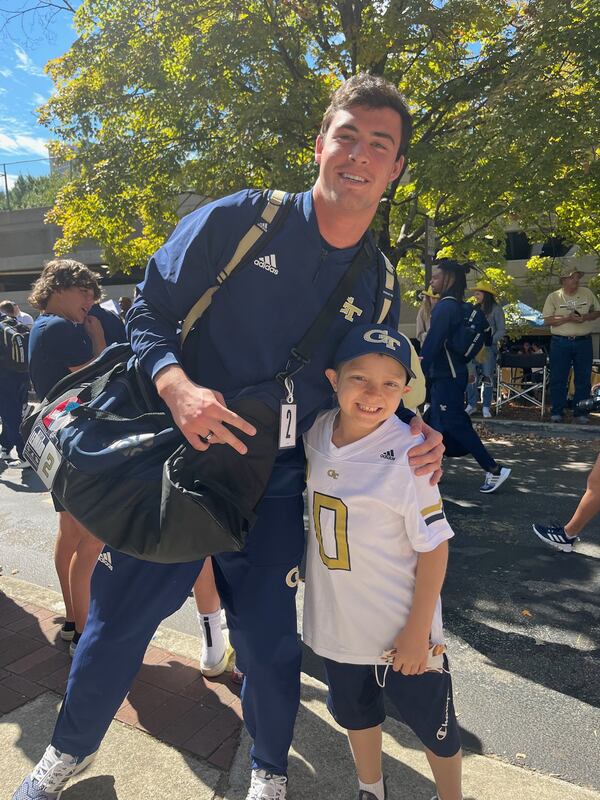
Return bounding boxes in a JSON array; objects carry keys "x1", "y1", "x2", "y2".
[{"x1": 495, "y1": 352, "x2": 548, "y2": 418}]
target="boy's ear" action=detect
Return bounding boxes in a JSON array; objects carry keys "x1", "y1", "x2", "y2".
[{"x1": 325, "y1": 367, "x2": 338, "y2": 391}]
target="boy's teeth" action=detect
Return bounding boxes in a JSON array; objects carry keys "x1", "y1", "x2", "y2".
[{"x1": 342, "y1": 173, "x2": 366, "y2": 183}]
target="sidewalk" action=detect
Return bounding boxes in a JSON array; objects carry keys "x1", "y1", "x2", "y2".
[{"x1": 1, "y1": 576, "x2": 599, "y2": 800}]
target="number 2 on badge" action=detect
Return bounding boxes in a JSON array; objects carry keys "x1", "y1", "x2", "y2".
[{"x1": 279, "y1": 401, "x2": 297, "y2": 449}]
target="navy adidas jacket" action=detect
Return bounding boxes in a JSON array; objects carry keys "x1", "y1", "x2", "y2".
[
  {"x1": 127, "y1": 189, "x2": 401, "y2": 494},
  {"x1": 420, "y1": 296, "x2": 468, "y2": 380}
]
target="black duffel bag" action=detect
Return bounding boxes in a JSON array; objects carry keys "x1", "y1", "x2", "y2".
[{"x1": 21, "y1": 343, "x2": 279, "y2": 563}]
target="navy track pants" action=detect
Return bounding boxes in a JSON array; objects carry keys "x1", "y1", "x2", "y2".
[{"x1": 52, "y1": 494, "x2": 306, "y2": 775}]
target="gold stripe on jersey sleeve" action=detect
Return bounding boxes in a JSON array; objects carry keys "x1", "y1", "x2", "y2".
[{"x1": 421, "y1": 500, "x2": 443, "y2": 518}]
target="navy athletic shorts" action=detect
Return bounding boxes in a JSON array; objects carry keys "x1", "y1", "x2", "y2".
[{"x1": 323, "y1": 656, "x2": 461, "y2": 758}]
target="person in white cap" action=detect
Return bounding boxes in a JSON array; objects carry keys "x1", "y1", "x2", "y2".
[{"x1": 542, "y1": 265, "x2": 600, "y2": 423}]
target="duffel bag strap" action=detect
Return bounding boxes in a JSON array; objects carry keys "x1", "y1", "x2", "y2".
[{"x1": 180, "y1": 189, "x2": 293, "y2": 346}]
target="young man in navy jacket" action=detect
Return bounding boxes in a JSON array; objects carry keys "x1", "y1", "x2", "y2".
[{"x1": 14, "y1": 74, "x2": 444, "y2": 800}]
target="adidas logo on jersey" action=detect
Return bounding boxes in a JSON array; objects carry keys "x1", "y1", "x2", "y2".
[
  {"x1": 254, "y1": 254, "x2": 278, "y2": 274},
  {"x1": 380, "y1": 449, "x2": 395, "y2": 461},
  {"x1": 98, "y1": 551, "x2": 113, "y2": 571}
]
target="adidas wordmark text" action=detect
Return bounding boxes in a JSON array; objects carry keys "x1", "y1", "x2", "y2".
[{"x1": 254, "y1": 254, "x2": 278, "y2": 275}]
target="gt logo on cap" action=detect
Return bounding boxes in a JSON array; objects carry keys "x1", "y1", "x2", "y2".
[{"x1": 363, "y1": 329, "x2": 403, "y2": 351}]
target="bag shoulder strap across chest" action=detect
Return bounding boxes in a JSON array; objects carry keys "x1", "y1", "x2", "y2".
[{"x1": 180, "y1": 189, "x2": 292, "y2": 345}]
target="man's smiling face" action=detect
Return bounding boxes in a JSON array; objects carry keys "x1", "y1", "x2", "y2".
[{"x1": 314, "y1": 105, "x2": 405, "y2": 218}]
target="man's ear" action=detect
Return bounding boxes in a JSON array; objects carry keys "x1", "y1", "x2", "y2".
[
  {"x1": 325, "y1": 367, "x2": 338, "y2": 391},
  {"x1": 402, "y1": 384, "x2": 412, "y2": 395},
  {"x1": 389, "y1": 154, "x2": 405, "y2": 184},
  {"x1": 315, "y1": 134, "x2": 324, "y2": 165}
]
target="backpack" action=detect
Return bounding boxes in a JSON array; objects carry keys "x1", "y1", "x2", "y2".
[
  {"x1": 0, "y1": 314, "x2": 30, "y2": 372},
  {"x1": 441, "y1": 297, "x2": 491, "y2": 362}
]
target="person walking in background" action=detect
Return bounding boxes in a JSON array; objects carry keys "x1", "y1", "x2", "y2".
[
  {"x1": 533, "y1": 452, "x2": 600, "y2": 552},
  {"x1": 415, "y1": 286, "x2": 439, "y2": 347},
  {"x1": 465, "y1": 281, "x2": 506, "y2": 419},
  {"x1": 119, "y1": 295, "x2": 133, "y2": 320},
  {"x1": 542, "y1": 265, "x2": 600, "y2": 423},
  {"x1": 422, "y1": 259, "x2": 511, "y2": 494},
  {"x1": 0, "y1": 301, "x2": 31, "y2": 469},
  {"x1": 27, "y1": 259, "x2": 107, "y2": 656}
]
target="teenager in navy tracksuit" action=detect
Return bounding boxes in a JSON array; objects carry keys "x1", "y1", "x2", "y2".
[
  {"x1": 14, "y1": 75, "x2": 444, "y2": 800},
  {"x1": 421, "y1": 259, "x2": 511, "y2": 494}
]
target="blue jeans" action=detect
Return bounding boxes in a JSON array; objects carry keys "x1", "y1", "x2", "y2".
[
  {"x1": 466, "y1": 346, "x2": 497, "y2": 408},
  {"x1": 549, "y1": 335, "x2": 593, "y2": 417}
]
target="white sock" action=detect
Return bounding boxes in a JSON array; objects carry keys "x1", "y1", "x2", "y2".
[
  {"x1": 359, "y1": 776, "x2": 385, "y2": 800},
  {"x1": 197, "y1": 609, "x2": 225, "y2": 668}
]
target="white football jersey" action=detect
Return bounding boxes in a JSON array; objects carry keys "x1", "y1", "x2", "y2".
[{"x1": 302, "y1": 409, "x2": 454, "y2": 665}]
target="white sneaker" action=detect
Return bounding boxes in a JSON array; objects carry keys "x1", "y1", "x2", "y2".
[
  {"x1": 482, "y1": 406, "x2": 492, "y2": 418},
  {"x1": 13, "y1": 745, "x2": 96, "y2": 799},
  {"x1": 480, "y1": 466, "x2": 511, "y2": 493},
  {"x1": 200, "y1": 632, "x2": 233, "y2": 678},
  {"x1": 0, "y1": 447, "x2": 13, "y2": 460},
  {"x1": 465, "y1": 404, "x2": 476, "y2": 416},
  {"x1": 246, "y1": 768, "x2": 287, "y2": 799}
]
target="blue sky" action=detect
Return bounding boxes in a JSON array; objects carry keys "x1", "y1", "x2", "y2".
[{"x1": 0, "y1": 8, "x2": 77, "y2": 188}]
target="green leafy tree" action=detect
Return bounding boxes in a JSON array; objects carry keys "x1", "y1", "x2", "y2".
[
  {"x1": 15, "y1": 0, "x2": 599, "y2": 276},
  {"x1": 2, "y1": 172, "x2": 69, "y2": 211}
]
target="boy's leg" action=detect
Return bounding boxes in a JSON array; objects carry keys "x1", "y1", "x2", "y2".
[
  {"x1": 322, "y1": 659, "x2": 387, "y2": 798},
  {"x1": 213, "y1": 494, "x2": 305, "y2": 776},
  {"x1": 348, "y1": 726, "x2": 383, "y2": 784},
  {"x1": 52, "y1": 548, "x2": 203, "y2": 756},
  {"x1": 384, "y1": 659, "x2": 462, "y2": 799},
  {"x1": 424, "y1": 748, "x2": 462, "y2": 800}
]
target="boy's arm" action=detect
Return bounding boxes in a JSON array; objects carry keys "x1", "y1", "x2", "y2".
[{"x1": 392, "y1": 540, "x2": 448, "y2": 676}]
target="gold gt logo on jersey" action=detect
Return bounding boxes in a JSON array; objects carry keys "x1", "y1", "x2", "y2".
[
  {"x1": 327, "y1": 469, "x2": 339, "y2": 479},
  {"x1": 363, "y1": 329, "x2": 403, "y2": 351},
  {"x1": 340, "y1": 297, "x2": 363, "y2": 322}
]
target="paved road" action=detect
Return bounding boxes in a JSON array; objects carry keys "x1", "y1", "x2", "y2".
[{"x1": 1, "y1": 431, "x2": 599, "y2": 790}]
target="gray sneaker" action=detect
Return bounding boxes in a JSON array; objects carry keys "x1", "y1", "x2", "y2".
[{"x1": 12, "y1": 745, "x2": 96, "y2": 799}]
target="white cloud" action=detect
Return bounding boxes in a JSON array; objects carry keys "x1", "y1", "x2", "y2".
[
  {"x1": 0, "y1": 132, "x2": 49, "y2": 157},
  {"x1": 32, "y1": 92, "x2": 48, "y2": 105},
  {"x1": 14, "y1": 44, "x2": 46, "y2": 78},
  {"x1": 0, "y1": 68, "x2": 12, "y2": 78}
]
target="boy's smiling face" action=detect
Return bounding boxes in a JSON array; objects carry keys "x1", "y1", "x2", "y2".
[{"x1": 326, "y1": 352, "x2": 410, "y2": 438}]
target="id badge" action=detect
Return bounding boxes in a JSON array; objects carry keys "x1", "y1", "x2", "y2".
[
  {"x1": 23, "y1": 422, "x2": 63, "y2": 489},
  {"x1": 279, "y1": 401, "x2": 297, "y2": 449}
]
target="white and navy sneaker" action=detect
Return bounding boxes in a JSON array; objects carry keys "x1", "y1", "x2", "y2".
[
  {"x1": 0, "y1": 446, "x2": 13, "y2": 459},
  {"x1": 482, "y1": 406, "x2": 492, "y2": 418},
  {"x1": 12, "y1": 745, "x2": 96, "y2": 799},
  {"x1": 465, "y1": 404, "x2": 476, "y2": 416},
  {"x1": 480, "y1": 466, "x2": 511, "y2": 493},
  {"x1": 359, "y1": 777, "x2": 387, "y2": 799},
  {"x1": 246, "y1": 768, "x2": 287, "y2": 799},
  {"x1": 532, "y1": 523, "x2": 576, "y2": 553}
]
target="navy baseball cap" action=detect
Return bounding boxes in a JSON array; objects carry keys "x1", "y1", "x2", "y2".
[{"x1": 332, "y1": 324, "x2": 416, "y2": 381}]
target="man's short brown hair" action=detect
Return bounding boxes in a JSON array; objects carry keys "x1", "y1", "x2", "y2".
[
  {"x1": 29, "y1": 259, "x2": 102, "y2": 310},
  {"x1": 0, "y1": 300, "x2": 16, "y2": 316},
  {"x1": 320, "y1": 73, "x2": 413, "y2": 161}
]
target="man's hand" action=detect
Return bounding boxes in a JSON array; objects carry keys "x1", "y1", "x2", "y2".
[
  {"x1": 83, "y1": 314, "x2": 106, "y2": 354},
  {"x1": 392, "y1": 626, "x2": 430, "y2": 676},
  {"x1": 155, "y1": 365, "x2": 256, "y2": 454},
  {"x1": 407, "y1": 417, "x2": 444, "y2": 485}
]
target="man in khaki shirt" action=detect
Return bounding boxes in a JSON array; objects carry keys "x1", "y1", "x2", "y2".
[{"x1": 543, "y1": 265, "x2": 600, "y2": 422}]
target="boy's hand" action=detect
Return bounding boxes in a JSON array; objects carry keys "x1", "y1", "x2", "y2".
[
  {"x1": 392, "y1": 627, "x2": 430, "y2": 676},
  {"x1": 407, "y1": 417, "x2": 444, "y2": 485}
]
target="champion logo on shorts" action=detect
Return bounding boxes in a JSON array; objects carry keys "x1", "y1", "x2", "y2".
[
  {"x1": 254, "y1": 254, "x2": 278, "y2": 275},
  {"x1": 380, "y1": 449, "x2": 395, "y2": 461},
  {"x1": 98, "y1": 551, "x2": 113, "y2": 571}
]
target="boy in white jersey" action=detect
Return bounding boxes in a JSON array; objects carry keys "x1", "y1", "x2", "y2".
[{"x1": 303, "y1": 323, "x2": 462, "y2": 800}]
